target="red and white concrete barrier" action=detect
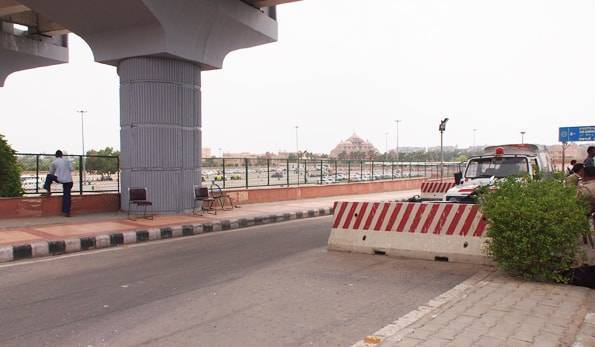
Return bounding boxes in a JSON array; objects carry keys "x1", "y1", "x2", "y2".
[
  {"x1": 328, "y1": 201, "x2": 490, "y2": 264},
  {"x1": 420, "y1": 181, "x2": 456, "y2": 200}
]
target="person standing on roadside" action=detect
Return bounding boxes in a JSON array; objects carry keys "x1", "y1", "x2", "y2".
[
  {"x1": 43, "y1": 150, "x2": 74, "y2": 217},
  {"x1": 566, "y1": 160, "x2": 577, "y2": 175},
  {"x1": 584, "y1": 146, "x2": 595, "y2": 168},
  {"x1": 565, "y1": 163, "x2": 584, "y2": 188},
  {"x1": 578, "y1": 166, "x2": 595, "y2": 214}
]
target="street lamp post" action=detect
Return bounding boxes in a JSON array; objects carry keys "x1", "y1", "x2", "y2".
[
  {"x1": 520, "y1": 131, "x2": 526, "y2": 144},
  {"x1": 77, "y1": 110, "x2": 88, "y2": 186},
  {"x1": 295, "y1": 125, "x2": 299, "y2": 186},
  {"x1": 394, "y1": 120, "x2": 401, "y2": 162},
  {"x1": 439, "y1": 117, "x2": 449, "y2": 179},
  {"x1": 384, "y1": 132, "x2": 389, "y2": 161},
  {"x1": 294, "y1": 125, "x2": 299, "y2": 157},
  {"x1": 77, "y1": 110, "x2": 88, "y2": 156}
]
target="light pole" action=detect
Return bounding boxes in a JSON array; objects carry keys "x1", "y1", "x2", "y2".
[
  {"x1": 394, "y1": 120, "x2": 401, "y2": 161},
  {"x1": 520, "y1": 131, "x2": 526, "y2": 144},
  {"x1": 294, "y1": 125, "x2": 299, "y2": 157},
  {"x1": 384, "y1": 132, "x2": 389, "y2": 160},
  {"x1": 439, "y1": 117, "x2": 449, "y2": 179},
  {"x1": 77, "y1": 110, "x2": 88, "y2": 156},
  {"x1": 77, "y1": 110, "x2": 88, "y2": 185},
  {"x1": 295, "y1": 125, "x2": 299, "y2": 185}
]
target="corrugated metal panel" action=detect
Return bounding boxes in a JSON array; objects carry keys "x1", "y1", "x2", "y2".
[{"x1": 119, "y1": 56, "x2": 201, "y2": 213}]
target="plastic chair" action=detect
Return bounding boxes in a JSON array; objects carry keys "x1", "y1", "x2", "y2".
[
  {"x1": 193, "y1": 185, "x2": 215, "y2": 215},
  {"x1": 128, "y1": 187, "x2": 153, "y2": 220},
  {"x1": 209, "y1": 182, "x2": 235, "y2": 211}
]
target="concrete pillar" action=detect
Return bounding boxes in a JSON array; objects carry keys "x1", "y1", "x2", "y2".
[{"x1": 119, "y1": 56, "x2": 201, "y2": 213}]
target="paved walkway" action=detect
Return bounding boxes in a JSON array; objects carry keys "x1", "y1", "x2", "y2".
[
  {"x1": 0, "y1": 190, "x2": 416, "y2": 247},
  {"x1": 356, "y1": 272, "x2": 595, "y2": 347}
]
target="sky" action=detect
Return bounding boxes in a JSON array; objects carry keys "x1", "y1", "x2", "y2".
[{"x1": 2, "y1": 0, "x2": 595, "y2": 155}]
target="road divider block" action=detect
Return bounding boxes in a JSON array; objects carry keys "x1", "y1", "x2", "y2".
[
  {"x1": 96, "y1": 235, "x2": 110, "y2": 248},
  {"x1": 328, "y1": 201, "x2": 490, "y2": 264},
  {"x1": 0, "y1": 246, "x2": 13, "y2": 262},
  {"x1": 123, "y1": 231, "x2": 137, "y2": 244},
  {"x1": 31, "y1": 241, "x2": 49, "y2": 257},
  {"x1": 65, "y1": 239, "x2": 81, "y2": 253},
  {"x1": 420, "y1": 181, "x2": 456, "y2": 200}
]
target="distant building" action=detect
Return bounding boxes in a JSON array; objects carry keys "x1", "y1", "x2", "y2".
[
  {"x1": 548, "y1": 143, "x2": 587, "y2": 166},
  {"x1": 330, "y1": 133, "x2": 379, "y2": 159},
  {"x1": 202, "y1": 148, "x2": 212, "y2": 158}
]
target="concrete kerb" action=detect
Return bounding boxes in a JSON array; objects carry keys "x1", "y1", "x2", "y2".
[
  {"x1": 0, "y1": 206, "x2": 335, "y2": 264},
  {"x1": 352, "y1": 270, "x2": 494, "y2": 347}
]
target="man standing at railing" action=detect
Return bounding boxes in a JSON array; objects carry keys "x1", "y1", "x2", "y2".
[{"x1": 43, "y1": 150, "x2": 74, "y2": 217}]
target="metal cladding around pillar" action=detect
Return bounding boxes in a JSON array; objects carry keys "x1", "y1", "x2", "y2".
[
  {"x1": 119, "y1": 57, "x2": 201, "y2": 213},
  {"x1": 328, "y1": 201, "x2": 491, "y2": 264}
]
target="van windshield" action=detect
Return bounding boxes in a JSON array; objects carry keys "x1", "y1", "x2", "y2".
[{"x1": 465, "y1": 157, "x2": 529, "y2": 179}]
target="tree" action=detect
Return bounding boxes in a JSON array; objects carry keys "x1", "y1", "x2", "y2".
[
  {"x1": 0, "y1": 134, "x2": 24, "y2": 197},
  {"x1": 85, "y1": 147, "x2": 120, "y2": 174},
  {"x1": 479, "y1": 177, "x2": 588, "y2": 282},
  {"x1": 454, "y1": 154, "x2": 469, "y2": 162}
]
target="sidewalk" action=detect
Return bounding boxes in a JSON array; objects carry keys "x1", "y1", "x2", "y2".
[
  {"x1": 0, "y1": 190, "x2": 416, "y2": 248},
  {"x1": 355, "y1": 271, "x2": 595, "y2": 347}
]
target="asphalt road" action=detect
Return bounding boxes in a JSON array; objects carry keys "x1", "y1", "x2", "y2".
[{"x1": 0, "y1": 217, "x2": 482, "y2": 347}]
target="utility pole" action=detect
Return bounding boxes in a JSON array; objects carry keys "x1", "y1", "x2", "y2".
[
  {"x1": 385, "y1": 132, "x2": 389, "y2": 161},
  {"x1": 439, "y1": 117, "x2": 449, "y2": 179},
  {"x1": 295, "y1": 125, "x2": 299, "y2": 186},
  {"x1": 294, "y1": 125, "x2": 299, "y2": 157},
  {"x1": 77, "y1": 110, "x2": 88, "y2": 185},
  {"x1": 520, "y1": 131, "x2": 526, "y2": 144},
  {"x1": 394, "y1": 119, "x2": 401, "y2": 162},
  {"x1": 77, "y1": 110, "x2": 88, "y2": 156}
]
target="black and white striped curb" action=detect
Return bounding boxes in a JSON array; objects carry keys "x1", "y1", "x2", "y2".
[{"x1": 0, "y1": 207, "x2": 334, "y2": 264}]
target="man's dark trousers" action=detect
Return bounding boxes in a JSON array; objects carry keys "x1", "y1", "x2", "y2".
[
  {"x1": 43, "y1": 174, "x2": 59, "y2": 191},
  {"x1": 62, "y1": 182, "x2": 73, "y2": 214},
  {"x1": 44, "y1": 174, "x2": 73, "y2": 214}
]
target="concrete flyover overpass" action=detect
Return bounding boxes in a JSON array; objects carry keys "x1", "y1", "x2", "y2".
[{"x1": 0, "y1": 0, "x2": 299, "y2": 213}]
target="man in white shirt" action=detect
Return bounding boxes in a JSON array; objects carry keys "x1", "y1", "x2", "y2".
[{"x1": 43, "y1": 150, "x2": 74, "y2": 217}]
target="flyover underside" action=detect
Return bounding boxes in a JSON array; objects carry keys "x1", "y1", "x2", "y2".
[{"x1": 119, "y1": 56, "x2": 201, "y2": 213}]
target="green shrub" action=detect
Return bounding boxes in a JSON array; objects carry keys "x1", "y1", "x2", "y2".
[
  {"x1": 0, "y1": 134, "x2": 24, "y2": 197},
  {"x1": 479, "y1": 177, "x2": 589, "y2": 282}
]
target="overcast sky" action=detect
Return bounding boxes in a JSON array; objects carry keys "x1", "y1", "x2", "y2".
[{"x1": 2, "y1": 0, "x2": 595, "y2": 155}]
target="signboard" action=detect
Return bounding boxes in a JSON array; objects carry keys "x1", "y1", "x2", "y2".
[{"x1": 559, "y1": 126, "x2": 595, "y2": 142}]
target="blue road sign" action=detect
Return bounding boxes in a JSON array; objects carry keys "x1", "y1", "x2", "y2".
[{"x1": 559, "y1": 126, "x2": 595, "y2": 142}]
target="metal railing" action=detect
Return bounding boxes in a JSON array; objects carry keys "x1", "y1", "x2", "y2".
[
  {"x1": 16, "y1": 154, "x2": 460, "y2": 195},
  {"x1": 16, "y1": 153, "x2": 119, "y2": 195},
  {"x1": 202, "y1": 158, "x2": 462, "y2": 189}
]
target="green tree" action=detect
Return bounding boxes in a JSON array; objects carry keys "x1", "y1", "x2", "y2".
[
  {"x1": 85, "y1": 147, "x2": 120, "y2": 174},
  {"x1": 479, "y1": 177, "x2": 589, "y2": 282},
  {"x1": 0, "y1": 134, "x2": 24, "y2": 197},
  {"x1": 454, "y1": 154, "x2": 469, "y2": 162}
]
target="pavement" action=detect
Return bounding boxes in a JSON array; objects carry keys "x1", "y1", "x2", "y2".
[
  {"x1": 355, "y1": 273, "x2": 595, "y2": 347},
  {"x1": 1, "y1": 188, "x2": 594, "y2": 346},
  {"x1": 0, "y1": 190, "x2": 416, "y2": 249},
  {"x1": 0, "y1": 217, "x2": 483, "y2": 347}
]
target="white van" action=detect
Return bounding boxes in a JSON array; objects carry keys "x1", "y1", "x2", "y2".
[{"x1": 444, "y1": 144, "x2": 553, "y2": 203}]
